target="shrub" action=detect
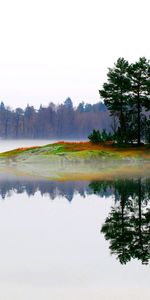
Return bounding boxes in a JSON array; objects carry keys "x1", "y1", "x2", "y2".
[{"x1": 88, "y1": 129, "x2": 113, "y2": 144}]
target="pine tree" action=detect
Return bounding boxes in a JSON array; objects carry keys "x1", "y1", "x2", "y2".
[
  {"x1": 99, "y1": 58, "x2": 131, "y2": 143},
  {"x1": 128, "y1": 57, "x2": 150, "y2": 145}
]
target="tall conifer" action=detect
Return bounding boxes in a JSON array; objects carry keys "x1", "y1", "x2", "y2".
[
  {"x1": 128, "y1": 57, "x2": 150, "y2": 145},
  {"x1": 99, "y1": 58, "x2": 131, "y2": 143}
]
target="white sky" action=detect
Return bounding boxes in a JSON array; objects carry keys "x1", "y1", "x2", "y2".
[{"x1": 0, "y1": 0, "x2": 149, "y2": 108}]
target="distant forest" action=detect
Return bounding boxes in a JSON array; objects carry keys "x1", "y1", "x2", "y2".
[{"x1": 0, "y1": 98, "x2": 110, "y2": 139}]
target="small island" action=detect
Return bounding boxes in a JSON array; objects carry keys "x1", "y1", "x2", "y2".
[
  {"x1": 0, "y1": 57, "x2": 150, "y2": 180},
  {"x1": 1, "y1": 141, "x2": 150, "y2": 162},
  {"x1": 0, "y1": 141, "x2": 150, "y2": 181}
]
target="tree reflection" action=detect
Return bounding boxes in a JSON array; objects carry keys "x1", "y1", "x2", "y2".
[
  {"x1": 0, "y1": 179, "x2": 90, "y2": 201},
  {"x1": 90, "y1": 178, "x2": 150, "y2": 264}
]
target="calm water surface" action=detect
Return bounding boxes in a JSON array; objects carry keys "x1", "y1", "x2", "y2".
[
  {"x1": 0, "y1": 141, "x2": 149, "y2": 299},
  {"x1": 0, "y1": 176, "x2": 149, "y2": 300}
]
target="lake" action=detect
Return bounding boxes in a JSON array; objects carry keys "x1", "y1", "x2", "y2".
[
  {"x1": 0, "y1": 141, "x2": 149, "y2": 299},
  {"x1": 0, "y1": 178, "x2": 149, "y2": 299}
]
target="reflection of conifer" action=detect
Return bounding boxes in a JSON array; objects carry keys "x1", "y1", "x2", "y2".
[
  {"x1": 101, "y1": 207, "x2": 133, "y2": 264},
  {"x1": 129, "y1": 179, "x2": 150, "y2": 264},
  {"x1": 89, "y1": 178, "x2": 150, "y2": 265}
]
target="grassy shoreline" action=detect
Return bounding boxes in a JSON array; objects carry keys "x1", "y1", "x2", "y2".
[
  {"x1": 0, "y1": 142, "x2": 149, "y2": 181},
  {"x1": 0, "y1": 141, "x2": 150, "y2": 161}
]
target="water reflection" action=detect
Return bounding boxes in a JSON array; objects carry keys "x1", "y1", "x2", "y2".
[
  {"x1": 0, "y1": 178, "x2": 91, "y2": 201},
  {"x1": 90, "y1": 179, "x2": 150, "y2": 265},
  {"x1": 0, "y1": 176, "x2": 150, "y2": 265}
]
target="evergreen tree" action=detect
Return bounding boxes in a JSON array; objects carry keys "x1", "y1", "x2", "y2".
[
  {"x1": 128, "y1": 57, "x2": 150, "y2": 145},
  {"x1": 64, "y1": 97, "x2": 73, "y2": 110},
  {"x1": 88, "y1": 129, "x2": 101, "y2": 143},
  {"x1": 99, "y1": 58, "x2": 131, "y2": 143}
]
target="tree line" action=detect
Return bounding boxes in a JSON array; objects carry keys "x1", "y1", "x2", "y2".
[
  {"x1": 0, "y1": 98, "x2": 110, "y2": 139},
  {"x1": 99, "y1": 57, "x2": 150, "y2": 145}
]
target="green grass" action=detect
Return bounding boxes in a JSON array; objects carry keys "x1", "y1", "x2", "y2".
[{"x1": 0, "y1": 141, "x2": 150, "y2": 162}]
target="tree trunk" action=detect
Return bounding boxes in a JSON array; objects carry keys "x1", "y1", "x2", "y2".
[{"x1": 137, "y1": 89, "x2": 141, "y2": 145}]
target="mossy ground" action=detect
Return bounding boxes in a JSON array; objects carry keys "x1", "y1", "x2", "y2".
[
  {"x1": 0, "y1": 141, "x2": 150, "y2": 161},
  {"x1": 0, "y1": 142, "x2": 150, "y2": 181}
]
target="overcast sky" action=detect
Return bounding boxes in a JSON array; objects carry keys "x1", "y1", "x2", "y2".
[{"x1": 0, "y1": 0, "x2": 149, "y2": 108}]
